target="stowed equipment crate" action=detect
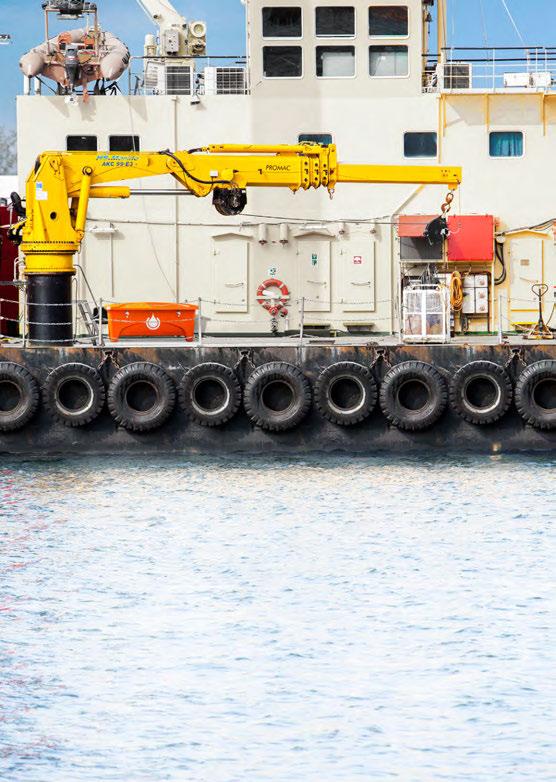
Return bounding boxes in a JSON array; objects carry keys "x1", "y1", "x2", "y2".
[{"x1": 106, "y1": 302, "x2": 198, "y2": 341}]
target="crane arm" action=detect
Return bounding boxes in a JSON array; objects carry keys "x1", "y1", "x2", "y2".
[
  {"x1": 18, "y1": 143, "x2": 462, "y2": 275},
  {"x1": 135, "y1": 0, "x2": 185, "y2": 29}
]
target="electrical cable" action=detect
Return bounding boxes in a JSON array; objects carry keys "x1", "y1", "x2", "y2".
[
  {"x1": 158, "y1": 149, "x2": 231, "y2": 187},
  {"x1": 494, "y1": 240, "x2": 507, "y2": 285}
]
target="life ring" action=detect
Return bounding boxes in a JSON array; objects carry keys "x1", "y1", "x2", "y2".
[
  {"x1": 256, "y1": 279, "x2": 290, "y2": 317},
  {"x1": 44, "y1": 363, "x2": 106, "y2": 428},
  {"x1": 244, "y1": 362, "x2": 311, "y2": 431},
  {"x1": 107, "y1": 362, "x2": 176, "y2": 432},
  {"x1": 0, "y1": 362, "x2": 40, "y2": 433},
  {"x1": 180, "y1": 363, "x2": 242, "y2": 427},
  {"x1": 515, "y1": 360, "x2": 556, "y2": 430},
  {"x1": 380, "y1": 361, "x2": 448, "y2": 431},
  {"x1": 450, "y1": 361, "x2": 512, "y2": 425},
  {"x1": 315, "y1": 362, "x2": 378, "y2": 426}
]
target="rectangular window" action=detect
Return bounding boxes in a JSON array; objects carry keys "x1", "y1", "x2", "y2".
[
  {"x1": 315, "y1": 7, "x2": 355, "y2": 37},
  {"x1": 262, "y1": 7, "x2": 302, "y2": 38},
  {"x1": 298, "y1": 133, "x2": 333, "y2": 146},
  {"x1": 404, "y1": 132, "x2": 437, "y2": 158},
  {"x1": 263, "y1": 46, "x2": 303, "y2": 78},
  {"x1": 109, "y1": 135, "x2": 140, "y2": 152},
  {"x1": 369, "y1": 6, "x2": 409, "y2": 37},
  {"x1": 369, "y1": 45, "x2": 408, "y2": 77},
  {"x1": 489, "y1": 131, "x2": 523, "y2": 158},
  {"x1": 66, "y1": 135, "x2": 97, "y2": 152},
  {"x1": 316, "y1": 46, "x2": 355, "y2": 77}
]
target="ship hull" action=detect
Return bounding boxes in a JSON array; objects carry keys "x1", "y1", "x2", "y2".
[{"x1": 1, "y1": 343, "x2": 554, "y2": 457}]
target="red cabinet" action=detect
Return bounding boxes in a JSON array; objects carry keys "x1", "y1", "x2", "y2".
[{"x1": 447, "y1": 215, "x2": 494, "y2": 262}]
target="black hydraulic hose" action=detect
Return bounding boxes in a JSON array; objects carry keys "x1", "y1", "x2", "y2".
[
  {"x1": 158, "y1": 149, "x2": 231, "y2": 187},
  {"x1": 494, "y1": 240, "x2": 507, "y2": 286}
]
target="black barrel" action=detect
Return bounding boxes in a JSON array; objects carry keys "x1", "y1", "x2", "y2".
[{"x1": 27, "y1": 273, "x2": 73, "y2": 345}]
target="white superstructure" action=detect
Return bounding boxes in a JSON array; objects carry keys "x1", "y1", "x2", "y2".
[{"x1": 15, "y1": 0, "x2": 556, "y2": 336}]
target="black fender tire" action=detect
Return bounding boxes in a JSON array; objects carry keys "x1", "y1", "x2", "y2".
[
  {"x1": 315, "y1": 362, "x2": 378, "y2": 426},
  {"x1": 0, "y1": 362, "x2": 40, "y2": 433},
  {"x1": 515, "y1": 360, "x2": 556, "y2": 430},
  {"x1": 380, "y1": 360, "x2": 448, "y2": 432},
  {"x1": 44, "y1": 363, "x2": 106, "y2": 428},
  {"x1": 244, "y1": 362, "x2": 311, "y2": 432},
  {"x1": 107, "y1": 362, "x2": 176, "y2": 432},
  {"x1": 450, "y1": 361, "x2": 513, "y2": 425},
  {"x1": 180, "y1": 363, "x2": 241, "y2": 427}
]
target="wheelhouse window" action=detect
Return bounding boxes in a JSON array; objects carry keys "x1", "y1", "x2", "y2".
[
  {"x1": 109, "y1": 135, "x2": 140, "y2": 152},
  {"x1": 263, "y1": 46, "x2": 303, "y2": 78},
  {"x1": 262, "y1": 7, "x2": 302, "y2": 38},
  {"x1": 298, "y1": 133, "x2": 333, "y2": 146},
  {"x1": 316, "y1": 46, "x2": 355, "y2": 77},
  {"x1": 66, "y1": 135, "x2": 97, "y2": 152},
  {"x1": 489, "y1": 131, "x2": 523, "y2": 158},
  {"x1": 369, "y1": 6, "x2": 409, "y2": 37},
  {"x1": 404, "y1": 132, "x2": 437, "y2": 158},
  {"x1": 315, "y1": 7, "x2": 355, "y2": 37},
  {"x1": 369, "y1": 45, "x2": 408, "y2": 77}
]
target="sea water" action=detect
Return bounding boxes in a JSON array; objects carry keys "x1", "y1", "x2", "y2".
[{"x1": 0, "y1": 454, "x2": 554, "y2": 781}]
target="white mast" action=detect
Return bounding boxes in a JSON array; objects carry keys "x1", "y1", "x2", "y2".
[{"x1": 135, "y1": 0, "x2": 206, "y2": 57}]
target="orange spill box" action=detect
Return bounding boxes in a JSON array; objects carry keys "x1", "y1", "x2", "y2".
[{"x1": 107, "y1": 302, "x2": 198, "y2": 341}]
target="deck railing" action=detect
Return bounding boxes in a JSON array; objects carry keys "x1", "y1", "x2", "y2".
[{"x1": 424, "y1": 47, "x2": 556, "y2": 93}]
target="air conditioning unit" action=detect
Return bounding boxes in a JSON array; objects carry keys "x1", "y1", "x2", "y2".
[
  {"x1": 437, "y1": 62, "x2": 472, "y2": 90},
  {"x1": 531, "y1": 71, "x2": 552, "y2": 89},
  {"x1": 203, "y1": 67, "x2": 247, "y2": 95},
  {"x1": 402, "y1": 284, "x2": 451, "y2": 343},
  {"x1": 143, "y1": 60, "x2": 193, "y2": 95}
]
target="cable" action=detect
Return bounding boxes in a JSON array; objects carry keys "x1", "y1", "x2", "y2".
[
  {"x1": 158, "y1": 149, "x2": 231, "y2": 188},
  {"x1": 450, "y1": 270, "x2": 464, "y2": 311},
  {"x1": 494, "y1": 240, "x2": 507, "y2": 285}
]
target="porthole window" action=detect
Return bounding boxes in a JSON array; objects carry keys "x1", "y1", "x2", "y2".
[
  {"x1": 316, "y1": 46, "x2": 356, "y2": 78},
  {"x1": 263, "y1": 46, "x2": 303, "y2": 78},
  {"x1": 369, "y1": 45, "x2": 408, "y2": 77},
  {"x1": 262, "y1": 7, "x2": 302, "y2": 38},
  {"x1": 369, "y1": 6, "x2": 409, "y2": 37},
  {"x1": 315, "y1": 7, "x2": 355, "y2": 38},
  {"x1": 404, "y1": 132, "x2": 437, "y2": 158}
]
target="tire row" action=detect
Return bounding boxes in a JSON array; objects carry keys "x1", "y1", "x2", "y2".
[{"x1": 0, "y1": 358, "x2": 555, "y2": 433}]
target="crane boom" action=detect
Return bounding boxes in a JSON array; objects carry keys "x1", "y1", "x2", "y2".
[{"x1": 12, "y1": 143, "x2": 462, "y2": 342}]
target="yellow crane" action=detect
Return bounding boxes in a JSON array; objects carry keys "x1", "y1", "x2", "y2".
[{"x1": 10, "y1": 143, "x2": 462, "y2": 342}]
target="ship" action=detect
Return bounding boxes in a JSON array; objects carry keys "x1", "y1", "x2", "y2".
[{"x1": 0, "y1": 0, "x2": 555, "y2": 456}]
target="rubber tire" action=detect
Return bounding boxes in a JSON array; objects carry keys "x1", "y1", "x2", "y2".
[
  {"x1": 315, "y1": 362, "x2": 378, "y2": 426},
  {"x1": 380, "y1": 361, "x2": 448, "y2": 432},
  {"x1": 180, "y1": 363, "x2": 241, "y2": 427},
  {"x1": 515, "y1": 360, "x2": 556, "y2": 430},
  {"x1": 44, "y1": 363, "x2": 106, "y2": 428},
  {"x1": 450, "y1": 361, "x2": 512, "y2": 425},
  {"x1": 0, "y1": 362, "x2": 40, "y2": 433},
  {"x1": 107, "y1": 362, "x2": 176, "y2": 432},
  {"x1": 244, "y1": 362, "x2": 312, "y2": 432}
]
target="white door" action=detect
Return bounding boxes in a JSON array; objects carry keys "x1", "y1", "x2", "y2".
[
  {"x1": 298, "y1": 239, "x2": 331, "y2": 313},
  {"x1": 213, "y1": 237, "x2": 249, "y2": 313},
  {"x1": 340, "y1": 241, "x2": 376, "y2": 312},
  {"x1": 508, "y1": 236, "x2": 543, "y2": 321}
]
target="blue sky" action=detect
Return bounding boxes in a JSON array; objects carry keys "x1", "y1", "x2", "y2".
[{"x1": 1, "y1": 0, "x2": 556, "y2": 128}]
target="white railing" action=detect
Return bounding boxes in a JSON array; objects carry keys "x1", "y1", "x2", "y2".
[{"x1": 424, "y1": 47, "x2": 556, "y2": 93}]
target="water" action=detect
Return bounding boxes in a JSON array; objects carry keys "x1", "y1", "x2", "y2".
[{"x1": 0, "y1": 454, "x2": 554, "y2": 782}]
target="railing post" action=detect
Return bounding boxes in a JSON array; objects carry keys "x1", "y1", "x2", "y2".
[
  {"x1": 98, "y1": 297, "x2": 104, "y2": 347},
  {"x1": 22, "y1": 283, "x2": 27, "y2": 348},
  {"x1": 299, "y1": 297, "x2": 305, "y2": 346},
  {"x1": 197, "y1": 297, "x2": 203, "y2": 346}
]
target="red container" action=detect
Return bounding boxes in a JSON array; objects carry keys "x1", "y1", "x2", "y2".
[
  {"x1": 0, "y1": 204, "x2": 19, "y2": 338},
  {"x1": 107, "y1": 302, "x2": 198, "y2": 341},
  {"x1": 447, "y1": 215, "x2": 495, "y2": 262}
]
